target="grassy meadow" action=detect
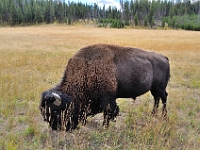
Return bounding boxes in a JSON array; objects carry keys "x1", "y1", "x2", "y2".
[{"x1": 0, "y1": 24, "x2": 200, "y2": 150}]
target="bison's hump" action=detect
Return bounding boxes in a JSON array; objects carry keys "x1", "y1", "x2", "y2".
[{"x1": 72, "y1": 44, "x2": 150, "y2": 62}]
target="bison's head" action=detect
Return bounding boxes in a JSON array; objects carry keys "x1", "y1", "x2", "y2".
[{"x1": 39, "y1": 91, "x2": 72, "y2": 130}]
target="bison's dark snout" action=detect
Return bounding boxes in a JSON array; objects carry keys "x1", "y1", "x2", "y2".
[{"x1": 50, "y1": 110, "x2": 62, "y2": 130}]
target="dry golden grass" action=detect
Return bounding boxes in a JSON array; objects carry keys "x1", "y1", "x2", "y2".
[{"x1": 0, "y1": 24, "x2": 200, "y2": 149}]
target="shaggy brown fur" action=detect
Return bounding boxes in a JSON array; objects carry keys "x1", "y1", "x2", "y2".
[{"x1": 40, "y1": 44, "x2": 170, "y2": 131}]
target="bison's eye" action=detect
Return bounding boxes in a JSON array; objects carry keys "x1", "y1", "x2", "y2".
[{"x1": 53, "y1": 99, "x2": 62, "y2": 106}]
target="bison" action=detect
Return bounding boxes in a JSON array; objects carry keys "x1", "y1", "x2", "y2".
[{"x1": 39, "y1": 44, "x2": 170, "y2": 131}]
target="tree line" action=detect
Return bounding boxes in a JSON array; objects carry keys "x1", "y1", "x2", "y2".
[{"x1": 0, "y1": 0, "x2": 200, "y2": 30}]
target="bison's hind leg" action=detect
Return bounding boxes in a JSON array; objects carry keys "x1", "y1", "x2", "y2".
[
  {"x1": 150, "y1": 87, "x2": 168, "y2": 118},
  {"x1": 150, "y1": 89, "x2": 160, "y2": 116},
  {"x1": 161, "y1": 91, "x2": 168, "y2": 118}
]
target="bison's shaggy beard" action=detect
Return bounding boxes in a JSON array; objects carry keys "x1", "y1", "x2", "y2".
[
  {"x1": 70, "y1": 98, "x2": 119, "y2": 130},
  {"x1": 41, "y1": 102, "x2": 68, "y2": 130},
  {"x1": 41, "y1": 99, "x2": 77, "y2": 131},
  {"x1": 40, "y1": 90, "x2": 74, "y2": 131}
]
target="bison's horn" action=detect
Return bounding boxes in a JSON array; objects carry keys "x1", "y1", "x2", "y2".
[
  {"x1": 52, "y1": 92, "x2": 61, "y2": 100},
  {"x1": 52, "y1": 92, "x2": 61, "y2": 106}
]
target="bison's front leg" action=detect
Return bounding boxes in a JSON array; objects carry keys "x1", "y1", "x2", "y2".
[
  {"x1": 102, "y1": 99, "x2": 119, "y2": 128},
  {"x1": 103, "y1": 103, "x2": 111, "y2": 128},
  {"x1": 65, "y1": 102, "x2": 79, "y2": 131}
]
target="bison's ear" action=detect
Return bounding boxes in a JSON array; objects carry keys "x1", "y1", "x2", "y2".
[
  {"x1": 40, "y1": 91, "x2": 49, "y2": 107},
  {"x1": 52, "y1": 92, "x2": 62, "y2": 106},
  {"x1": 39, "y1": 91, "x2": 49, "y2": 117}
]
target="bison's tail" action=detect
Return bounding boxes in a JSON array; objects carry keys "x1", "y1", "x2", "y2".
[
  {"x1": 166, "y1": 57, "x2": 171, "y2": 83},
  {"x1": 165, "y1": 56, "x2": 169, "y2": 61}
]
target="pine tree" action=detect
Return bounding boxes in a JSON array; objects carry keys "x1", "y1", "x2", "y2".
[
  {"x1": 17, "y1": 7, "x2": 23, "y2": 25},
  {"x1": 148, "y1": 3, "x2": 155, "y2": 28},
  {"x1": 120, "y1": 0, "x2": 124, "y2": 20},
  {"x1": 134, "y1": 13, "x2": 138, "y2": 26},
  {"x1": 31, "y1": 0, "x2": 36, "y2": 24},
  {"x1": 68, "y1": 14, "x2": 72, "y2": 25},
  {"x1": 57, "y1": 2, "x2": 64, "y2": 23},
  {"x1": 144, "y1": 15, "x2": 148, "y2": 26},
  {"x1": 124, "y1": 1, "x2": 129, "y2": 25},
  {"x1": 150, "y1": 16, "x2": 155, "y2": 27},
  {"x1": 130, "y1": 0, "x2": 135, "y2": 21},
  {"x1": 2, "y1": 0, "x2": 10, "y2": 24},
  {"x1": 10, "y1": 2, "x2": 18, "y2": 25},
  {"x1": 35, "y1": 4, "x2": 43, "y2": 24},
  {"x1": 24, "y1": 4, "x2": 32, "y2": 24},
  {"x1": 161, "y1": 17, "x2": 165, "y2": 27},
  {"x1": 44, "y1": 4, "x2": 50, "y2": 23},
  {"x1": 44, "y1": 1, "x2": 55, "y2": 24},
  {"x1": 0, "y1": 0, "x2": 3, "y2": 23}
]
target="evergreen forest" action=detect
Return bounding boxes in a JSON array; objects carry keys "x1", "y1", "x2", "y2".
[{"x1": 0, "y1": 0, "x2": 200, "y2": 30}]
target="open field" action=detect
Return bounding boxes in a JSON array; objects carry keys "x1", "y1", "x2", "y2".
[{"x1": 0, "y1": 24, "x2": 200, "y2": 150}]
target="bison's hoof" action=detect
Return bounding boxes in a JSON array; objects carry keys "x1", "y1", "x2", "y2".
[
  {"x1": 151, "y1": 109, "x2": 158, "y2": 117},
  {"x1": 103, "y1": 122, "x2": 109, "y2": 129}
]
